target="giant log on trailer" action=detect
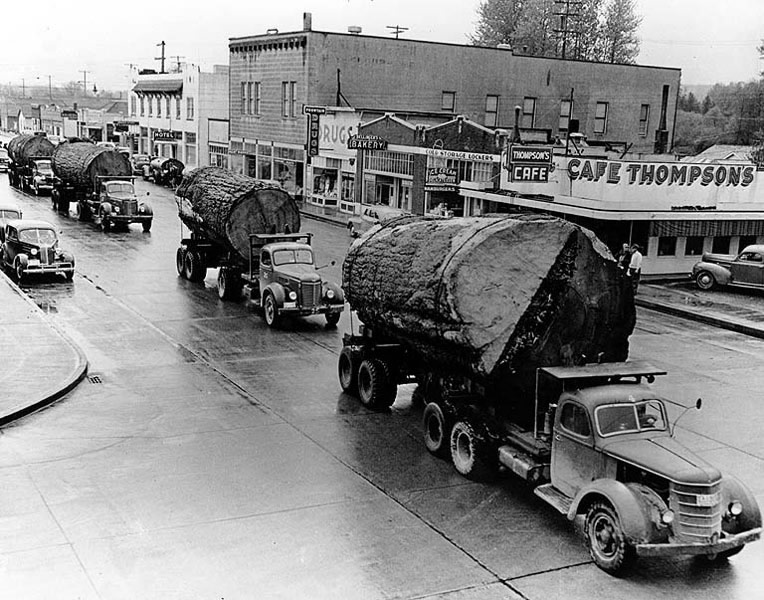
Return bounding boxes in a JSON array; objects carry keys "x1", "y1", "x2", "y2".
[
  {"x1": 175, "y1": 166, "x2": 301, "y2": 262},
  {"x1": 51, "y1": 142, "x2": 132, "y2": 190},
  {"x1": 7, "y1": 133, "x2": 55, "y2": 166},
  {"x1": 343, "y1": 214, "x2": 635, "y2": 399}
]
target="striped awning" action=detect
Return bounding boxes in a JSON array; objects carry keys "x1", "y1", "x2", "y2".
[
  {"x1": 650, "y1": 220, "x2": 764, "y2": 237},
  {"x1": 132, "y1": 80, "x2": 183, "y2": 94}
]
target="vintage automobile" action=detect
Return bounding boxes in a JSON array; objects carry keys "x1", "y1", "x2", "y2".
[
  {"x1": 0, "y1": 201, "x2": 22, "y2": 231},
  {"x1": 692, "y1": 244, "x2": 764, "y2": 290},
  {"x1": 130, "y1": 154, "x2": 151, "y2": 175},
  {"x1": 347, "y1": 204, "x2": 410, "y2": 238},
  {"x1": 2, "y1": 219, "x2": 75, "y2": 282},
  {"x1": 0, "y1": 147, "x2": 9, "y2": 173},
  {"x1": 30, "y1": 158, "x2": 55, "y2": 195}
]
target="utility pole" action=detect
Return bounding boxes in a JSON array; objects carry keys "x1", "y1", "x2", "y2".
[
  {"x1": 169, "y1": 55, "x2": 185, "y2": 73},
  {"x1": 564, "y1": 88, "x2": 574, "y2": 156},
  {"x1": 386, "y1": 25, "x2": 408, "y2": 39},
  {"x1": 156, "y1": 41, "x2": 166, "y2": 74},
  {"x1": 553, "y1": 0, "x2": 582, "y2": 59},
  {"x1": 80, "y1": 70, "x2": 90, "y2": 95}
]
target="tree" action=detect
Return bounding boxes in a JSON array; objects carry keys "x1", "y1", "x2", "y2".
[
  {"x1": 511, "y1": 0, "x2": 557, "y2": 57},
  {"x1": 470, "y1": 0, "x2": 523, "y2": 46},
  {"x1": 598, "y1": 0, "x2": 641, "y2": 63}
]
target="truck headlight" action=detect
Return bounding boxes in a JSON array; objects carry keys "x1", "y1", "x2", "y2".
[
  {"x1": 31, "y1": 248, "x2": 38, "y2": 256},
  {"x1": 289, "y1": 290, "x2": 297, "y2": 300},
  {"x1": 326, "y1": 289, "x2": 335, "y2": 300},
  {"x1": 139, "y1": 206, "x2": 145, "y2": 213},
  {"x1": 728, "y1": 501, "x2": 743, "y2": 517},
  {"x1": 661, "y1": 510, "x2": 675, "y2": 525},
  {"x1": 113, "y1": 206, "x2": 120, "y2": 214}
]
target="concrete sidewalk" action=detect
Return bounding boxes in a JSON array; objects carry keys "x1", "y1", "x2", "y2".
[{"x1": 0, "y1": 273, "x2": 88, "y2": 425}]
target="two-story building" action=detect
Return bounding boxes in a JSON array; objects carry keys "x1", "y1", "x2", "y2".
[
  {"x1": 228, "y1": 12, "x2": 681, "y2": 210},
  {"x1": 127, "y1": 63, "x2": 229, "y2": 169}
]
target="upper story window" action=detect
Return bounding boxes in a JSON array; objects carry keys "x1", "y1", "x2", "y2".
[
  {"x1": 166, "y1": 97, "x2": 171, "y2": 117},
  {"x1": 131, "y1": 96, "x2": 136, "y2": 117},
  {"x1": 140, "y1": 97, "x2": 145, "y2": 117},
  {"x1": 522, "y1": 97, "x2": 536, "y2": 128},
  {"x1": 282, "y1": 81, "x2": 297, "y2": 117},
  {"x1": 254, "y1": 82, "x2": 261, "y2": 115},
  {"x1": 594, "y1": 101, "x2": 609, "y2": 134},
  {"x1": 241, "y1": 82, "x2": 247, "y2": 115},
  {"x1": 485, "y1": 95, "x2": 499, "y2": 128},
  {"x1": 156, "y1": 97, "x2": 162, "y2": 118},
  {"x1": 186, "y1": 97, "x2": 194, "y2": 120},
  {"x1": 442, "y1": 91, "x2": 456, "y2": 112},
  {"x1": 148, "y1": 96, "x2": 153, "y2": 117},
  {"x1": 559, "y1": 99, "x2": 572, "y2": 131},
  {"x1": 639, "y1": 104, "x2": 650, "y2": 136},
  {"x1": 290, "y1": 82, "x2": 297, "y2": 119},
  {"x1": 176, "y1": 97, "x2": 181, "y2": 120}
]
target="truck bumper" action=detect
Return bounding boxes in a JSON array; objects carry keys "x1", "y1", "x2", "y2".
[
  {"x1": 279, "y1": 303, "x2": 344, "y2": 316},
  {"x1": 110, "y1": 215, "x2": 152, "y2": 224},
  {"x1": 636, "y1": 527, "x2": 761, "y2": 557}
]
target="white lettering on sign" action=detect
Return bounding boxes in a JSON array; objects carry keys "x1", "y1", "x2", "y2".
[
  {"x1": 320, "y1": 124, "x2": 354, "y2": 146},
  {"x1": 567, "y1": 158, "x2": 756, "y2": 188},
  {"x1": 426, "y1": 148, "x2": 496, "y2": 162},
  {"x1": 512, "y1": 165, "x2": 550, "y2": 182},
  {"x1": 510, "y1": 146, "x2": 552, "y2": 163}
]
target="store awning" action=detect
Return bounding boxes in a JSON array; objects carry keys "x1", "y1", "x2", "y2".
[{"x1": 132, "y1": 80, "x2": 183, "y2": 94}]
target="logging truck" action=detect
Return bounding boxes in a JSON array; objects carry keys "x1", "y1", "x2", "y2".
[
  {"x1": 174, "y1": 166, "x2": 345, "y2": 328},
  {"x1": 50, "y1": 142, "x2": 153, "y2": 231},
  {"x1": 7, "y1": 133, "x2": 55, "y2": 190},
  {"x1": 338, "y1": 214, "x2": 761, "y2": 575}
]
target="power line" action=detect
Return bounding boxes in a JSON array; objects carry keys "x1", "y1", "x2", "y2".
[{"x1": 386, "y1": 25, "x2": 409, "y2": 40}]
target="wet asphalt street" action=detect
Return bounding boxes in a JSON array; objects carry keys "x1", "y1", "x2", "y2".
[{"x1": 1, "y1": 177, "x2": 763, "y2": 599}]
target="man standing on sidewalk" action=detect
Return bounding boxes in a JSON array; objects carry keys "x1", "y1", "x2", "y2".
[{"x1": 628, "y1": 244, "x2": 643, "y2": 294}]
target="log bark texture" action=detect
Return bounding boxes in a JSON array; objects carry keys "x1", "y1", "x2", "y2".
[
  {"x1": 343, "y1": 214, "x2": 635, "y2": 391},
  {"x1": 175, "y1": 166, "x2": 300, "y2": 262},
  {"x1": 51, "y1": 142, "x2": 132, "y2": 190},
  {"x1": 7, "y1": 134, "x2": 55, "y2": 167}
]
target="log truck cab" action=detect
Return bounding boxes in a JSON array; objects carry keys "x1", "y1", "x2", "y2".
[
  {"x1": 217, "y1": 233, "x2": 345, "y2": 328},
  {"x1": 64, "y1": 176, "x2": 153, "y2": 232}
]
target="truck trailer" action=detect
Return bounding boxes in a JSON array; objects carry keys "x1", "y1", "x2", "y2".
[{"x1": 338, "y1": 214, "x2": 761, "y2": 575}]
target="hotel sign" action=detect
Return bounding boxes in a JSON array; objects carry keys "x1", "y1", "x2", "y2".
[{"x1": 152, "y1": 128, "x2": 178, "y2": 142}]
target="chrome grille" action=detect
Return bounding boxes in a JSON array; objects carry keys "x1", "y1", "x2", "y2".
[
  {"x1": 300, "y1": 282, "x2": 321, "y2": 308},
  {"x1": 670, "y1": 482, "x2": 722, "y2": 542},
  {"x1": 40, "y1": 246, "x2": 54, "y2": 265},
  {"x1": 122, "y1": 200, "x2": 137, "y2": 216}
]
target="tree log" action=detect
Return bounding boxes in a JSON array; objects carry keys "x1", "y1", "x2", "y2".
[
  {"x1": 175, "y1": 166, "x2": 301, "y2": 263},
  {"x1": 343, "y1": 214, "x2": 635, "y2": 392},
  {"x1": 52, "y1": 142, "x2": 132, "y2": 190},
  {"x1": 7, "y1": 134, "x2": 55, "y2": 167}
]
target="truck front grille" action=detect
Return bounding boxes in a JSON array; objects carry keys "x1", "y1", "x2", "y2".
[
  {"x1": 123, "y1": 200, "x2": 137, "y2": 217},
  {"x1": 670, "y1": 482, "x2": 722, "y2": 543},
  {"x1": 300, "y1": 282, "x2": 321, "y2": 308}
]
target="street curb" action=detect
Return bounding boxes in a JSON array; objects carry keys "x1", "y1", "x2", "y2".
[
  {"x1": 635, "y1": 296, "x2": 764, "y2": 340},
  {"x1": 300, "y1": 210, "x2": 347, "y2": 229},
  {"x1": 0, "y1": 272, "x2": 89, "y2": 426}
]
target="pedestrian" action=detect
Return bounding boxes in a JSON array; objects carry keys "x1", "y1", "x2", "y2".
[
  {"x1": 616, "y1": 242, "x2": 631, "y2": 277},
  {"x1": 627, "y1": 243, "x2": 643, "y2": 294}
]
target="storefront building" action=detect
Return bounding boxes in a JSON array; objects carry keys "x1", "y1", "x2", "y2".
[
  {"x1": 462, "y1": 150, "x2": 764, "y2": 277},
  {"x1": 128, "y1": 64, "x2": 229, "y2": 169}
]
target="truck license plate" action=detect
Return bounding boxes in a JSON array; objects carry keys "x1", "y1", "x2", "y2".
[
  {"x1": 28, "y1": 259, "x2": 40, "y2": 266},
  {"x1": 696, "y1": 493, "x2": 720, "y2": 507}
]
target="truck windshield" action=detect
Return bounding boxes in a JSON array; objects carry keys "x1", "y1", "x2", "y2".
[
  {"x1": 106, "y1": 182, "x2": 135, "y2": 196},
  {"x1": 19, "y1": 228, "x2": 57, "y2": 246},
  {"x1": 0, "y1": 210, "x2": 20, "y2": 220},
  {"x1": 595, "y1": 400, "x2": 667, "y2": 436},
  {"x1": 272, "y1": 249, "x2": 314, "y2": 266},
  {"x1": 35, "y1": 161, "x2": 52, "y2": 172}
]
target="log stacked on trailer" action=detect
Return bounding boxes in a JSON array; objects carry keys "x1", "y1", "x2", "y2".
[
  {"x1": 7, "y1": 133, "x2": 55, "y2": 167},
  {"x1": 51, "y1": 142, "x2": 132, "y2": 190},
  {"x1": 175, "y1": 166, "x2": 301, "y2": 263},
  {"x1": 343, "y1": 214, "x2": 635, "y2": 397}
]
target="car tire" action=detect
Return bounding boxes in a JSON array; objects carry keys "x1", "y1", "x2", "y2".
[
  {"x1": 263, "y1": 292, "x2": 280, "y2": 328},
  {"x1": 14, "y1": 259, "x2": 25, "y2": 282},
  {"x1": 142, "y1": 219, "x2": 152, "y2": 232},
  {"x1": 65, "y1": 270, "x2": 74, "y2": 282},
  {"x1": 695, "y1": 270, "x2": 716, "y2": 290}
]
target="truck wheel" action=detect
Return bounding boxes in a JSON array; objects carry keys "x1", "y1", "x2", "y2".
[
  {"x1": 184, "y1": 251, "x2": 206, "y2": 282},
  {"x1": 176, "y1": 248, "x2": 187, "y2": 278},
  {"x1": 263, "y1": 292, "x2": 280, "y2": 328},
  {"x1": 449, "y1": 418, "x2": 497, "y2": 481},
  {"x1": 423, "y1": 402, "x2": 453, "y2": 458},
  {"x1": 142, "y1": 220, "x2": 152, "y2": 232},
  {"x1": 325, "y1": 312, "x2": 341, "y2": 328},
  {"x1": 357, "y1": 358, "x2": 396, "y2": 410},
  {"x1": 584, "y1": 501, "x2": 635, "y2": 576},
  {"x1": 338, "y1": 347, "x2": 358, "y2": 395},
  {"x1": 65, "y1": 270, "x2": 74, "y2": 282},
  {"x1": 217, "y1": 267, "x2": 241, "y2": 301},
  {"x1": 695, "y1": 271, "x2": 716, "y2": 290}
]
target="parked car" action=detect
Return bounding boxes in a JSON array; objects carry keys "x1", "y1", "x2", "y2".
[
  {"x1": 0, "y1": 200, "x2": 22, "y2": 232},
  {"x1": 1, "y1": 219, "x2": 75, "y2": 282},
  {"x1": 30, "y1": 159, "x2": 55, "y2": 195},
  {"x1": 692, "y1": 244, "x2": 764, "y2": 290},
  {"x1": 347, "y1": 204, "x2": 410, "y2": 238},
  {"x1": 0, "y1": 147, "x2": 9, "y2": 172},
  {"x1": 130, "y1": 154, "x2": 151, "y2": 175}
]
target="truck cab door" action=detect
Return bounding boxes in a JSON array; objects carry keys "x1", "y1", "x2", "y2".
[
  {"x1": 260, "y1": 249, "x2": 274, "y2": 290},
  {"x1": 551, "y1": 400, "x2": 600, "y2": 498}
]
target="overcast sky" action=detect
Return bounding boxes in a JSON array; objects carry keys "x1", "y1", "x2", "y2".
[{"x1": 1, "y1": 0, "x2": 762, "y2": 95}]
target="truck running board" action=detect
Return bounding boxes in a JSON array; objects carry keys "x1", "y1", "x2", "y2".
[{"x1": 533, "y1": 483, "x2": 572, "y2": 515}]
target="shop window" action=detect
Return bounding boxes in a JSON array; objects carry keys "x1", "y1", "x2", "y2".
[
  {"x1": 639, "y1": 104, "x2": 650, "y2": 136},
  {"x1": 559, "y1": 99, "x2": 572, "y2": 131},
  {"x1": 442, "y1": 91, "x2": 456, "y2": 112},
  {"x1": 657, "y1": 236, "x2": 676, "y2": 256},
  {"x1": 485, "y1": 95, "x2": 499, "y2": 128},
  {"x1": 684, "y1": 236, "x2": 704, "y2": 256},
  {"x1": 185, "y1": 144, "x2": 196, "y2": 167},
  {"x1": 341, "y1": 173, "x2": 355, "y2": 202},
  {"x1": 594, "y1": 102, "x2": 609, "y2": 134},
  {"x1": 522, "y1": 97, "x2": 536, "y2": 128},
  {"x1": 738, "y1": 235, "x2": 757, "y2": 254},
  {"x1": 712, "y1": 236, "x2": 730, "y2": 254}
]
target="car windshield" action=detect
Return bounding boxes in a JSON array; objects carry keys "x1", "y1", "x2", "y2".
[
  {"x1": 19, "y1": 228, "x2": 57, "y2": 246},
  {"x1": 272, "y1": 249, "x2": 314, "y2": 266},
  {"x1": 595, "y1": 400, "x2": 667, "y2": 436},
  {"x1": 0, "y1": 210, "x2": 20, "y2": 220}
]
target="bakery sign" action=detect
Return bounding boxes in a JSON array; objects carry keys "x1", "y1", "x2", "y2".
[{"x1": 347, "y1": 135, "x2": 388, "y2": 150}]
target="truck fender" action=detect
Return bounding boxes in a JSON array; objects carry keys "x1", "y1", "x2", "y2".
[
  {"x1": 263, "y1": 282, "x2": 286, "y2": 306},
  {"x1": 567, "y1": 479, "x2": 663, "y2": 546},
  {"x1": 323, "y1": 281, "x2": 344, "y2": 304},
  {"x1": 720, "y1": 475, "x2": 762, "y2": 533},
  {"x1": 695, "y1": 262, "x2": 732, "y2": 285},
  {"x1": 139, "y1": 202, "x2": 153, "y2": 216},
  {"x1": 100, "y1": 202, "x2": 112, "y2": 216}
]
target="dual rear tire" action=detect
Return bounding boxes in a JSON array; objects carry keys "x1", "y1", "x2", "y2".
[
  {"x1": 339, "y1": 350, "x2": 397, "y2": 410},
  {"x1": 176, "y1": 247, "x2": 206, "y2": 282}
]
